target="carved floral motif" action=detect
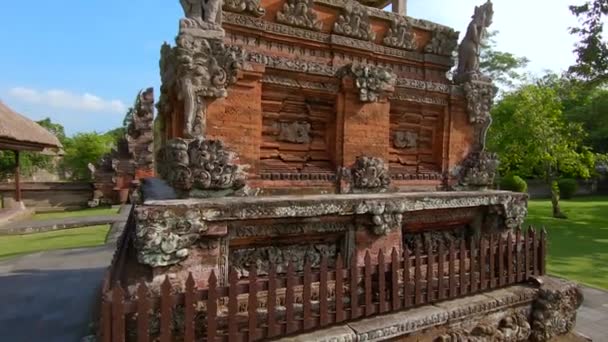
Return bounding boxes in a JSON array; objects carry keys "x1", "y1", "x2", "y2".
[
  {"x1": 352, "y1": 156, "x2": 391, "y2": 191},
  {"x1": 134, "y1": 208, "x2": 207, "y2": 267},
  {"x1": 458, "y1": 151, "x2": 500, "y2": 190},
  {"x1": 464, "y1": 80, "x2": 495, "y2": 125},
  {"x1": 157, "y1": 138, "x2": 248, "y2": 195},
  {"x1": 223, "y1": 0, "x2": 265, "y2": 17},
  {"x1": 333, "y1": 4, "x2": 375, "y2": 41},
  {"x1": 383, "y1": 17, "x2": 417, "y2": 50},
  {"x1": 276, "y1": 0, "x2": 322, "y2": 31},
  {"x1": 437, "y1": 312, "x2": 531, "y2": 342},
  {"x1": 339, "y1": 64, "x2": 396, "y2": 102},
  {"x1": 425, "y1": 27, "x2": 459, "y2": 56},
  {"x1": 355, "y1": 200, "x2": 405, "y2": 235},
  {"x1": 530, "y1": 281, "x2": 583, "y2": 342},
  {"x1": 393, "y1": 131, "x2": 418, "y2": 149},
  {"x1": 274, "y1": 121, "x2": 312, "y2": 144}
]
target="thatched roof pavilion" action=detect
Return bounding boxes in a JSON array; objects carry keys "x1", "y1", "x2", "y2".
[{"x1": 0, "y1": 101, "x2": 62, "y2": 206}]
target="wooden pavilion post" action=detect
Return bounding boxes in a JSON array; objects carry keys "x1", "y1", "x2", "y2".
[
  {"x1": 14, "y1": 150, "x2": 21, "y2": 203},
  {"x1": 392, "y1": 0, "x2": 406, "y2": 15}
]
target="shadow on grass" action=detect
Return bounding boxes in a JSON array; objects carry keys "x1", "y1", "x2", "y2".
[{"x1": 525, "y1": 197, "x2": 608, "y2": 289}]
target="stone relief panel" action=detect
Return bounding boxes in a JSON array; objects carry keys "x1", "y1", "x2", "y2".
[
  {"x1": 383, "y1": 17, "x2": 418, "y2": 51},
  {"x1": 403, "y1": 227, "x2": 467, "y2": 254},
  {"x1": 393, "y1": 130, "x2": 418, "y2": 149},
  {"x1": 530, "y1": 281, "x2": 583, "y2": 341},
  {"x1": 223, "y1": 0, "x2": 265, "y2": 17},
  {"x1": 352, "y1": 156, "x2": 391, "y2": 192},
  {"x1": 437, "y1": 312, "x2": 531, "y2": 342},
  {"x1": 338, "y1": 64, "x2": 396, "y2": 102},
  {"x1": 276, "y1": 0, "x2": 323, "y2": 31},
  {"x1": 424, "y1": 27, "x2": 459, "y2": 56},
  {"x1": 333, "y1": 3, "x2": 376, "y2": 41},
  {"x1": 274, "y1": 121, "x2": 312, "y2": 144}
]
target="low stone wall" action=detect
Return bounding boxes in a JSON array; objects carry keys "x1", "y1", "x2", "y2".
[
  {"x1": 506, "y1": 179, "x2": 599, "y2": 199},
  {"x1": 0, "y1": 182, "x2": 92, "y2": 211}
]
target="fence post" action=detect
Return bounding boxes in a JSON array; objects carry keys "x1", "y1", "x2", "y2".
[
  {"x1": 160, "y1": 277, "x2": 172, "y2": 342},
  {"x1": 335, "y1": 254, "x2": 345, "y2": 323},
  {"x1": 303, "y1": 259, "x2": 312, "y2": 329},
  {"x1": 459, "y1": 240, "x2": 467, "y2": 296},
  {"x1": 489, "y1": 234, "x2": 496, "y2": 289},
  {"x1": 378, "y1": 249, "x2": 387, "y2": 314},
  {"x1": 364, "y1": 251, "x2": 373, "y2": 317},
  {"x1": 267, "y1": 265, "x2": 278, "y2": 338},
  {"x1": 516, "y1": 227, "x2": 523, "y2": 282},
  {"x1": 319, "y1": 255, "x2": 329, "y2": 327},
  {"x1": 101, "y1": 299, "x2": 112, "y2": 342},
  {"x1": 184, "y1": 275, "x2": 195, "y2": 342},
  {"x1": 426, "y1": 244, "x2": 434, "y2": 304},
  {"x1": 403, "y1": 246, "x2": 411, "y2": 308},
  {"x1": 540, "y1": 228, "x2": 547, "y2": 275},
  {"x1": 414, "y1": 243, "x2": 422, "y2": 305},
  {"x1": 479, "y1": 236, "x2": 486, "y2": 291},
  {"x1": 136, "y1": 282, "x2": 150, "y2": 342},
  {"x1": 286, "y1": 262, "x2": 296, "y2": 333},
  {"x1": 228, "y1": 268, "x2": 239, "y2": 341},
  {"x1": 507, "y1": 232, "x2": 514, "y2": 284},
  {"x1": 448, "y1": 241, "x2": 456, "y2": 298},
  {"x1": 350, "y1": 252, "x2": 359, "y2": 319},
  {"x1": 498, "y1": 233, "x2": 505, "y2": 287},
  {"x1": 248, "y1": 266, "x2": 258, "y2": 341},
  {"x1": 470, "y1": 238, "x2": 477, "y2": 293},
  {"x1": 391, "y1": 248, "x2": 400, "y2": 311},
  {"x1": 532, "y1": 227, "x2": 539, "y2": 276},
  {"x1": 525, "y1": 227, "x2": 531, "y2": 280}
]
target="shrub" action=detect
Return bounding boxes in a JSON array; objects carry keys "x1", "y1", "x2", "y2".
[
  {"x1": 499, "y1": 174, "x2": 528, "y2": 193},
  {"x1": 558, "y1": 178, "x2": 578, "y2": 199}
]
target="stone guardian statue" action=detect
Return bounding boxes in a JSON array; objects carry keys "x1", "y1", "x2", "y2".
[
  {"x1": 180, "y1": 0, "x2": 222, "y2": 29},
  {"x1": 455, "y1": 0, "x2": 494, "y2": 83}
]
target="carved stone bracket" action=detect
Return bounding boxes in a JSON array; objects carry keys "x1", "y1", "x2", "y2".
[
  {"x1": 456, "y1": 151, "x2": 500, "y2": 191},
  {"x1": 134, "y1": 207, "x2": 208, "y2": 267},
  {"x1": 355, "y1": 201, "x2": 405, "y2": 235},
  {"x1": 157, "y1": 138, "x2": 248, "y2": 197},
  {"x1": 339, "y1": 64, "x2": 396, "y2": 102},
  {"x1": 424, "y1": 27, "x2": 459, "y2": 57},
  {"x1": 383, "y1": 17, "x2": 417, "y2": 51},
  {"x1": 276, "y1": 0, "x2": 322, "y2": 31},
  {"x1": 437, "y1": 312, "x2": 531, "y2": 342},
  {"x1": 352, "y1": 156, "x2": 391, "y2": 192},
  {"x1": 333, "y1": 3, "x2": 375, "y2": 41},
  {"x1": 223, "y1": 0, "x2": 265, "y2": 17},
  {"x1": 530, "y1": 279, "x2": 584, "y2": 342}
]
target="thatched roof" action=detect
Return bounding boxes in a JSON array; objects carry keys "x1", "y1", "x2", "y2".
[{"x1": 0, "y1": 101, "x2": 62, "y2": 152}]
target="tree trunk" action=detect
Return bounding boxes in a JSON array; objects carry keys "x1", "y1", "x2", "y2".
[{"x1": 550, "y1": 180, "x2": 567, "y2": 219}]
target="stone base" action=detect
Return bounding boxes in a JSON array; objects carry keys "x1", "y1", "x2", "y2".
[{"x1": 277, "y1": 277, "x2": 583, "y2": 342}]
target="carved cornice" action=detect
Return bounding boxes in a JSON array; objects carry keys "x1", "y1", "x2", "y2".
[
  {"x1": 229, "y1": 221, "x2": 351, "y2": 238},
  {"x1": 261, "y1": 74, "x2": 340, "y2": 93},
  {"x1": 390, "y1": 90, "x2": 448, "y2": 106}
]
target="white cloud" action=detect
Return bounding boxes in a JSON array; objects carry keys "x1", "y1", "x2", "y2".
[{"x1": 7, "y1": 87, "x2": 127, "y2": 114}]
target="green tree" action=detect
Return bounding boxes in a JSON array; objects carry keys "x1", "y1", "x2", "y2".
[
  {"x1": 480, "y1": 31, "x2": 530, "y2": 89},
  {"x1": 61, "y1": 132, "x2": 115, "y2": 181},
  {"x1": 569, "y1": 0, "x2": 608, "y2": 85},
  {"x1": 488, "y1": 83, "x2": 596, "y2": 218}
]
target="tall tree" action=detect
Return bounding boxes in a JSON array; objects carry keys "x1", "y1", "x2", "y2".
[
  {"x1": 569, "y1": 0, "x2": 608, "y2": 85},
  {"x1": 488, "y1": 82, "x2": 596, "y2": 218},
  {"x1": 480, "y1": 31, "x2": 530, "y2": 89},
  {"x1": 61, "y1": 132, "x2": 115, "y2": 181}
]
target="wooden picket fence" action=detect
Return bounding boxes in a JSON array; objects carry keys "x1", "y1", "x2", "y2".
[{"x1": 100, "y1": 227, "x2": 546, "y2": 342}]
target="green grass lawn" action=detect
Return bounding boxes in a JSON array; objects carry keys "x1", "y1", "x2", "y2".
[
  {"x1": 525, "y1": 196, "x2": 608, "y2": 289},
  {"x1": 0, "y1": 225, "x2": 110, "y2": 260},
  {"x1": 32, "y1": 207, "x2": 118, "y2": 221}
]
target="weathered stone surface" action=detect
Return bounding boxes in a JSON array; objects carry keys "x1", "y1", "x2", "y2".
[
  {"x1": 383, "y1": 17, "x2": 417, "y2": 50},
  {"x1": 274, "y1": 121, "x2": 312, "y2": 144},
  {"x1": 275, "y1": 325, "x2": 357, "y2": 342},
  {"x1": 393, "y1": 130, "x2": 418, "y2": 149},
  {"x1": 454, "y1": 0, "x2": 494, "y2": 83},
  {"x1": 179, "y1": 0, "x2": 222, "y2": 31},
  {"x1": 223, "y1": 0, "x2": 265, "y2": 17},
  {"x1": 352, "y1": 156, "x2": 391, "y2": 192},
  {"x1": 425, "y1": 26, "x2": 459, "y2": 56},
  {"x1": 276, "y1": 0, "x2": 322, "y2": 31},
  {"x1": 333, "y1": 3, "x2": 375, "y2": 41},
  {"x1": 339, "y1": 64, "x2": 396, "y2": 102}
]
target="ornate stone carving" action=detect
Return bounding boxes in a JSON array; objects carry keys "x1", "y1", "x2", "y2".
[
  {"x1": 404, "y1": 228, "x2": 467, "y2": 254},
  {"x1": 134, "y1": 208, "x2": 207, "y2": 267},
  {"x1": 389, "y1": 90, "x2": 448, "y2": 106},
  {"x1": 425, "y1": 27, "x2": 459, "y2": 56},
  {"x1": 383, "y1": 17, "x2": 417, "y2": 50},
  {"x1": 126, "y1": 88, "x2": 155, "y2": 170},
  {"x1": 352, "y1": 156, "x2": 391, "y2": 191},
  {"x1": 262, "y1": 75, "x2": 340, "y2": 93},
  {"x1": 157, "y1": 138, "x2": 248, "y2": 196},
  {"x1": 437, "y1": 312, "x2": 531, "y2": 342},
  {"x1": 458, "y1": 151, "x2": 500, "y2": 190},
  {"x1": 393, "y1": 131, "x2": 418, "y2": 149},
  {"x1": 356, "y1": 201, "x2": 405, "y2": 235},
  {"x1": 455, "y1": 1, "x2": 494, "y2": 83},
  {"x1": 333, "y1": 3, "x2": 375, "y2": 41},
  {"x1": 231, "y1": 243, "x2": 338, "y2": 277},
  {"x1": 530, "y1": 280, "x2": 583, "y2": 342},
  {"x1": 223, "y1": 0, "x2": 265, "y2": 17},
  {"x1": 274, "y1": 121, "x2": 312, "y2": 144},
  {"x1": 179, "y1": 0, "x2": 222, "y2": 30},
  {"x1": 276, "y1": 0, "x2": 322, "y2": 31},
  {"x1": 339, "y1": 64, "x2": 396, "y2": 102},
  {"x1": 164, "y1": 34, "x2": 243, "y2": 138},
  {"x1": 464, "y1": 79, "x2": 495, "y2": 125}
]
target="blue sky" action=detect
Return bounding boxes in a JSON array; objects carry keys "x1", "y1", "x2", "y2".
[{"x1": 0, "y1": 0, "x2": 585, "y2": 135}]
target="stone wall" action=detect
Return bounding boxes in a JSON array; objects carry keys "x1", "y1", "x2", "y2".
[{"x1": 0, "y1": 182, "x2": 92, "y2": 211}]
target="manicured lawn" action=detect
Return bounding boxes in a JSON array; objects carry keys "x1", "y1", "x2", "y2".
[
  {"x1": 0, "y1": 225, "x2": 110, "y2": 260},
  {"x1": 525, "y1": 196, "x2": 608, "y2": 289},
  {"x1": 32, "y1": 207, "x2": 118, "y2": 221}
]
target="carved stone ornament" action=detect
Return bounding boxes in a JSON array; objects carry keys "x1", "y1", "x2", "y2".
[
  {"x1": 134, "y1": 208, "x2": 207, "y2": 267},
  {"x1": 274, "y1": 121, "x2": 312, "y2": 144},
  {"x1": 530, "y1": 280, "x2": 583, "y2": 342},
  {"x1": 393, "y1": 130, "x2": 418, "y2": 149},
  {"x1": 163, "y1": 34, "x2": 243, "y2": 138},
  {"x1": 276, "y1": 0, "x2": 322, "y2": 31},
  {"x1": 464, "y1": 79, "x2": 495, "y2": 126},
  {"x1": 126, "y1": 88, "x2": 155, "y2": 170},
  {"x1": 458, "y1": 151, "x2": 500, "y2": 190},
  {"x1": 383, "y1": 17, "x2": 418, "y2": 51},
  {"x1": 223, "y1": 0, "x2": 265, "y2": 17},
  {"x1": 437, "y1": 312, "x2": 531, "y2": 342},
  {"x1": 157, "y1": 138, "x2": 248, "y2": 196},
  {"x1": 339, "y1": 64, "x2": 396, "y2": 102},
  {"x1": 455, "y1": 1, "x2": 494, "y2": 83},
  {"x1": 424, "y1": 27, "x2": 459, "y2": 56},
  {"x1": 333, "y1": 3, "x2": 376, "y2": 41},
  {"x1": 179, "y1": 0, "x2": 223, "y2": 31},
  {"x1": 355, "y1": 200, "x2": 405, "y2": 235},
  {"x1": 352, "y1": 156, "x2": 391, "y2": 191}
]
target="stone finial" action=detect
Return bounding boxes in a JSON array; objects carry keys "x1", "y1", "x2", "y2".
[
  {"x1": 339, "y1": 64, "x2": 396, "y2": 102},
  {"x1": 454, "y1": 0, "x2": 494, "y2": 83},
  {"x1": 333, "y1": 3, "x2": 376, "y2": 41},
  {"x1": 276, "y1": 0, "x2": 323, "y2": 31},
  {"x1": 383, "y1": 17, "x2": 418, "y2": 50},
  {"x1": 424, "y1": 27, "x2": 459, "y2": 56},
  {"x1": 223, "y1": 0, "x2": 265, "y2": 17},
  {"x1": 352, "y1": 156, "x2": 391, "y2": 191}
]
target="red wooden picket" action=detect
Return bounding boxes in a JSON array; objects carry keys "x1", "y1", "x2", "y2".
[
  {"x1": 507, "y1": 232, "x2": 514, "y2": 284},
  {"x1": 137, "y1": 282, "x2": 150, "y2": 342},
  {"x1": 303, "y1": 260, "x2": 313, "y2": 329},
  {"x1": 459, "y1": 240, "x2": 467, "y2": 296},
  {"x1": 540, "y1": 228, "x2": 547, "y2": 275},
  {"x1": 414, "y1": 244, "x2": 422, "y2": 305},
  {"x1": 267, "y1": 265, "x2": 278, "y2": 338},
  {"x1": 319, "y1": 256, "x2": 329, "y2": 327},
  {"x1": 391, "y1": 248, "x2": 400, "y2": 311},
  {"x1": 516, "y1": 227, "x2": 523, "y2": 282},
  {"x1": 470, "y1": 238, "x2": 477, "y2": 293},
  {"x1": 438, "y1": 243, "x2": 445, "y2": 300},
  {"x1": 207, "y1": 272, "x2": 218, "y2": 342},
  {"x1": 160, "y1": 277, "x2": 172, "y2": 342},
  {"x1": 286, "y1": 263, "x2": 296, "y2": 334},
  {"x1": 350, "y1": 253, "x2": 359, "y2": 319},
  {"x1": 248, "y1": 266, "x2": 258, "y2": 341},
  {"x1": 426, "y1": 245, "x2": 434, "y2": 304},
  {"x1": 448, "y1": 241, "x2": 456, "y2": 298},
  {"x1": 525, "y1": 227, "x2": 531, "y2": 280},
  {"x1": 479, "y1": 237, "x2": 486, "y2": 291},
  {"x1": 498, "y1": 234, "x2": 505, "y2": 287},
  {"x1": 364, "y1": 251, "x2": 373, "y2": 316},
  {"x1": 183, "y1": 275, "x2": 194, "y2": 342},
  {"x1": 335, "y1": 254, "x2": 345, "y2": 323},
  {"x1": 489, "y1": 234, "x2": 496, "y2": 289},
  {"x1": 403, "y1": 247, "x2": 411, "y2": 308},
  {"x1": 101, "y1": 300, "x2": 112, "y2": 342},
  {"x1": 378, "y1": 250, "x2": 387, "y2": 313},
  {"x1": 228, "y1": 268, "x2": 239, "y2": 341},
  {"x1": 112, "y1": 285, "x2": 125, "y2": 342},
  {"x1": 532, "y1": 227, "x2": 539, "y2": 276}
]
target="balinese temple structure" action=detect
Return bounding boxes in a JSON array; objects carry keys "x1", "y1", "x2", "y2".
[{"x1": 100, "y1": 0, "x2": 585, "y2": 341}]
